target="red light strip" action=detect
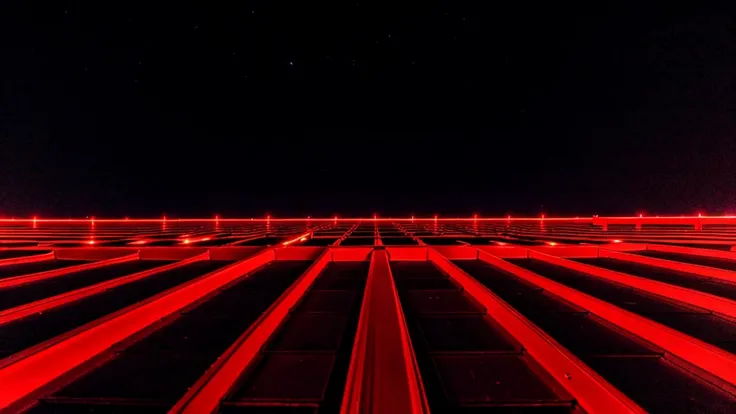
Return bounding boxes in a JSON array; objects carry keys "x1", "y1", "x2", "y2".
[
  {"x1": 0, "y1": 249, "x2": 276, "y2": 410},
  {"x1": 0, "y1": 251, "x2": 55, "y2": 267},
  {"x1": 0, "y1": 252, "x2": 140, "y2": 290},
  {"x1": 0, "y1": 252, "x2": 209, "y2": 326},
  {"x1": 346, "y1": 249, "x2": 429, "y2": 413},
  {"x1": 477, "y1": 250, "x2": 736, "y2": 387},
  {"x1": 645, "y1": 243, "x2": 736, "y2": 261},
  {"x1": 0, "y1": 214, "x2": 735, "y2": 223},
  {"x1": 171, "y1": 250, "x2": 332, "y2": 413},
  {"x1": 599, "y1": 248, "x2": 736, "y2": 284},
  {"x1": 528, "y1": 249, "x2": 736, "y2": 319},
  {"x1": 340, "y1": 250, "x2": 375, "y2": 413},
  {"x1": 0, "y1": 215, "x2": 735, "y2": 226},
  {"x1": 281, "y1": 232, "x2": 312, "y2": 246},
  {"x1": 428, "y1": 248, "x2": 643, "y2": 413}
]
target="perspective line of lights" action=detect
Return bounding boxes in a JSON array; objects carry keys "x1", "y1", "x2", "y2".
[{"x1": 2, "y1": 215, "x2": 735, "y2": 223}]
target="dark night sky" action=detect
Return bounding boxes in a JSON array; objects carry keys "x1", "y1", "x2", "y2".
[{"x1": 1, "y1": 2, "x2": 734, "y2": 218}]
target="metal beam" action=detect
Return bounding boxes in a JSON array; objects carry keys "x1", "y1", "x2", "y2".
[
  {"x1": 428, "y1": 248, "x2": 643, "y2": 414},
  {"x1": 0, "y1": 248, "x2": 276, "y2": 411},
  {"x1": 0, "y1": 251, "x2": 55, "y2": 267},
  {"x1": 599, "y1": 248, "x2": 736, "y2": 284},
  {"x1": 529, "y1": 249, "x2": 736, "y2": 319},
  {"x1": 477, "y1": 249, "x2": 736, "y2": 387},
  {"x1": 340, "y1": 249, "x2": 428, "y2": 414},
  {"x1": 0, "y1": 252, "x2": 140, "y2": 289},
  {"x1": 171, "y1": 249, "x2": 332, "y2": 413},
  {"x1": 0, "y1": 252, "x2": 209, "y2": 326}
]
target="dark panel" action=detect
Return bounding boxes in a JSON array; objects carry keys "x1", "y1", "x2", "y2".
[
  {"x1": 267, "y1": 314, "x2": 349, "y2": 351},
  {"x1": 432, "y1": 354, "x2": 566, "y2": 405},
  {"x1": 297, "y1": 290, "x2": 357, "y2": 313},
  {"x1": 403, "y1": 290, "x2": 483, "y2": 315},
  {"x1": 586, "y1": 357, "x2": 736, "y2": 413},
  {"x1": 417, "y1": 315, "x2": 518, "y2": 352},
  {"x1": 228, "y1": 354, "x2": 335, "y2": 401}
]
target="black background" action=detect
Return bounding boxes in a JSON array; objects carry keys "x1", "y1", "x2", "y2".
[{"x1": 1, "y1": 2, "x2": 734, "y2": 218}]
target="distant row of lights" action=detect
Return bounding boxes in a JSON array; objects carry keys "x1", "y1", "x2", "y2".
[{"x1": 19, "y1": 212, "x2": 717, "y2": 222}]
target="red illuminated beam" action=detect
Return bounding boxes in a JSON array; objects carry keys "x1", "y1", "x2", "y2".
[
  {"x1": 0, "y1": 252, "x2": 209, "y2": 326},
  {"x1": 0, "y1": 252, "x2": 139, "y2": 290},
  {"x1": 0, "y1": 249, "x2": 277, "y2": 411},
  {"x1": 477, "y1": 250, "x2": 736, "y2": 388},
  {"x1": 170, "y1": 249, "x2": 332, "y2": 413},
  {"x1": 340, "y1": 250, "x2": 374, "y2": 412},
  {"x1": 428, "y1": 248, "x2": 643, "y2": 414},
  {"x1": 3, "y1": 214, "x2": 736, "y2": 224},
  {"x1": 599, "y1": 248, "x2": 736, "y2": 284},
  {"x1": 528, "y1": 249, "x2": 736, "y2": 319},
  {"x1": 341, "y1": 249, "x2": 429, "y2": 414},
  {"x1": 644, "y1": 243, "x2": 736, "y2": 261},
  {"x1": 0, "y1": 251, "x2": 55, "y2": 267}
]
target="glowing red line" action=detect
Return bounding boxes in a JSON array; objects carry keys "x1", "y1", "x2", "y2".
[
  {"x1": 0, "y1": 249, "x2": 277, "y2": 410},
  {"x1": 1, "y1": 215, "x2": 734, "y2": 223},
  {"x1": 0, "y1": 253, "x2": 209, "y2": 326},
  {"x1": 0, "y1": 251, "x2": 55, "y2": 267},
  {"x1": 282, "y1": 232, "x2": 312, "y2": 246},
  {"x1": 172, "y1": 250, "x2": 331, "y2": 413},
  {"x1": 599, "y1": 248, "x2": 736, "y2": 285},
  {"x1": 429, "y1": 248, "x2": 643, "y2": 413},
  {"x1": 529, "y1": 249, "x2": 736, "y2": 319},
  {"x1": 0, "y1": 252, "x2": 139, "y2": 290},
  {"x1": 479, "y1": 249, "x2": 736, "y2": 387},
  {"x1": 341, "y1": 253, "x2": 374, "y2": 412}
]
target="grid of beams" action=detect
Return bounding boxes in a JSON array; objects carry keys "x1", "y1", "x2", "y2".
[{"x1": 1, "y1": 218, "x2": 736, "y2": 413}]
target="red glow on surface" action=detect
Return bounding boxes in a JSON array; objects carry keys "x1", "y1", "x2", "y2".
[
  {"x1": 611, "y1": 239, "x2": 623, "y2": 243},
  {"x1": 495, "y1": 241, "x2": 507, "y2": 246},
  {"x1": 546, "y1": 241, "x2": 557, "y2": 246},
  {"x1": 87, "y1": 240, "x2": 95, "y2": 245},
  {"x1": 178, "y1": 236, "x2": 214, "y2": 244},
  {"x1": 282, "y1": 232, "x2": 312, "y2": 246},
  {"x1": 432, "y1": 250, "x2": 642, "y2": 413},
  {"x1": 4, "y1": 214, "x2": 736, "y2": 223},
  {"x1": 129, "y1": 240, "x2": 148, "y2": 245},
  {"x1": 173, "y1": 251, "x2": 330, "y2": 413},
  {"x1": 0, "y1": 250, "x2": 276, "y2": 410}
]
